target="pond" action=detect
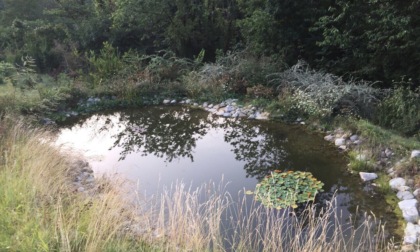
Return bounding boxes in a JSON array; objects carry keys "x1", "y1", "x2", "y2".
[{"x1": 56, "y1": 105, "x2": 398, "y2": 243}]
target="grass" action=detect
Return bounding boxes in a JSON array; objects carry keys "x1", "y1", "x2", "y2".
[
  {"x1": 0, "y1": 116, "x2": 397, "y2": 251},
  {"x1": 347, "y1": 150, "x2": 375, "y2": 172},
  {"x1": 0, "y1": 117, "x2": 151, "y2": 251}
]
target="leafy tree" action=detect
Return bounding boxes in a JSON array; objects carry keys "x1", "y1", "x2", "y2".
[
  {"x1": 313, "y1": 0, "x2": 420, "y2": 87},
  {"x1": 236, "y1": 0, "x2": 330, "y2": 64}
]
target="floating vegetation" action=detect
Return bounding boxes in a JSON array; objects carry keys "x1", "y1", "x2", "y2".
[{"x1": 253, "y1": 170, "x2": 324, "y2": 209}]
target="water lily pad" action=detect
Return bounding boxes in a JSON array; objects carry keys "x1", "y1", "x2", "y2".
[{"x1": 254, "y1": 170, "x2": 324, "y2": 209}]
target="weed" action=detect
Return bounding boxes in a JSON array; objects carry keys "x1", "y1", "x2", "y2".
[{"x1": 347, "y1": 150, "x2": 375, "y2": 172}]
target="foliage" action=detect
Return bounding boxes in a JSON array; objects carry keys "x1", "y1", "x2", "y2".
[
  {"x1": 88, "y1": 42, "x2": 124, "y2": 87},
  {"x1": 270, "y1": 61, "x2": 383, "y2": 119},
  {"x1": 0, "y1": 61, "x2": 14, "y2": 84},
  {"x1": 313, "y1": 0, "x2": 420, "y2": 85},
  {"x1": 376, "y1": 84, "x2": 420, "y2": 136},
  {"x1": 253, "y1": 170, "x2": 324, "y2": 209}
]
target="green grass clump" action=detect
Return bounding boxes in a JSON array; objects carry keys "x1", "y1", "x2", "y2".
[{"x1": 347, "y1": 150, "x2": 375, "y2": 172}]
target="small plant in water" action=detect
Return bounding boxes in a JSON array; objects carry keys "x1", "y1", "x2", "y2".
[{"x1": 253, "y1": 170, "x2": 324, "y2": 209}]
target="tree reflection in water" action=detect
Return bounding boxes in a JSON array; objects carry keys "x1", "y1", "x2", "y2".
[
  {"x1": 111, "y1": 107, "x2": 211, "y2": 162},
  {"x1": 91, "y1": 106, "x2": 290, "y2": 180}
]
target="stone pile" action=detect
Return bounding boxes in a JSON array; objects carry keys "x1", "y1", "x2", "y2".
[{"x1": 164, "y1": 98, "x2": 271, "y2": 120}]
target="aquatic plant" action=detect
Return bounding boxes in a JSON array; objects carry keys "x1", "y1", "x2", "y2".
[{"x1": 253, "y1": 170, "x2": 324, "y2": 209}]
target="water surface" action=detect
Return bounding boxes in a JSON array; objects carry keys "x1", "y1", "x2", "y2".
[{"x1": 56, "y1": 106, "x2": 397, "y2": 236}]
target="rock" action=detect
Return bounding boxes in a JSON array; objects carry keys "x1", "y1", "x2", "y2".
[
  {"x1": 324, "y1": 135, "x2": 334, "y2": 141},
  {"x1": 170, "y1": 99, "x2": 177, "y2": 104},
  {"x1": 359, "y1": 172, "x2": 378, "y2": 182},
  {"x1": 334, "y1": 138, "x2": 346, "y2": 146},
  {"x1": 385, "y1": 148, "x2": 393, "y2": 157},
  {"x1": 397, "y1": 191, "x2": 415, "y2": 200},
  {"x1": 404, "y1": 222, "x2": 420, "y2": 244},
  {"x1": 255, "y1": 112, "x2": 270, "y2": 120},
  {"x1": 387, "y1": 168, "x2": 395, "y2": 174},
  {"x1": 77, "y1": 187, "x2": 85, "y2": 192},
  {"x1": 350, "y1": 135, "x2": 359, "y2": 142},
  {"x1": 411, "y1": 150, "x2": 420, "y2": 159},
  {"x1": 390, "y1": 177, "x2": 406, "y2": 190},
  {"x1": 163, "y1": 99, "x2": 170, "y2": 104},
  {"x1": 185, "y1": 99, "x2": 191, "y2": 104},
  {"x1": 248, "y1": 114, "x2": 256, "y2": 120},
  {"x1": 208, "y1": 108, "x2": 217, "y2": 114},
  {"x1": 216, "y1": 111, "x2": 224, "y2": 116},
  {"x1": 223, "y1": 112, "x2": 231, "y2": 117},
  {"x1": 300, "y1": 121, "x2": 306, "y2": 125},
  {"x1": 413, "y1": 189, "x2": 420, "y2": 197},
  {"x1": 399, "y1": 186, "x2": 412, "y2": 192},
  {"x1": 193, "y1": 103, "x2": 198, "y2": 106},
  {"x1": 338, "y1": 145, "x2": 347, "y2": 151},
  {"x1": 41, "y1": 118, "x2": 55, "y2": 125},
  {"x1": 202, "y1": 102, "x2": 208, "y2": 107},
  {"x1": 208, "y1": 104, "x2": 213, "y2": 108},
  {"x1": 352, "y1": 139, "x2": 363, "y2": 145},
  {"x1": 225, "y1": 105, "x2": 234, "y2": 113},
  {"x1": 398, "y1": 199, "x2": 419, "y2": 223}
]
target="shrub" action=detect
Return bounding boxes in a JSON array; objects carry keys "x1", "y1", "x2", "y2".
[
  {"x1": 0, "y1": 61, "x2": 15, "y2": 85},
  {"x1": 269, "y1": 61, "x2": 383, "y2": 119},
  {"x1": 88, "y1": 42, "x2": 124, "y2": 87},
  {"x1": 376, "y1": 84, "x2": 420, "y2": 136},
  {"x1": 182, "y1": 64, "x2": 228, "y2": 101}
]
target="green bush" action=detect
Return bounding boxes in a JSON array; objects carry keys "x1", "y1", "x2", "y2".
[
  {"x1": 376, "y1": 84, "x2": 420, "y2": 136},
  {"x1": 88, "y1": 42, "x2": 124, "y2": 87},
  {"x1": 269, "y1": 61, "x2": 383, "y2": 119},
  {"x1": 0, "y1": 62, "x2": 15, "y2": 85}
]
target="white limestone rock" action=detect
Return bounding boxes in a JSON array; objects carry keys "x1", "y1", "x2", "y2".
[
  {"x1": 404, "y1": 222, "x2": 420, "y2": 244},
  {"x1": 398, "y1": 199, "x2": 419, "y2": 223},
  {"x1": 397, "y1": 191, "x2": 415, "y2": 200},
  {"x1": 334, "y1": 138, "x2": 346, "y2": 146},
  {"x1": 359, "y1": 172, "x2": 378, "y2": 182},
  {"x1": 324, "y1": 135, "x2": 334, "y2": 142},
  {"x1": 350, "y1": 134, "x2": 359, "y2": 142},
  {"x1": 390, "y1": 177, "x2": 406, "y2": 190},
  {"x1": 411, "y1": 150, "x2": 420, "y2": 159}
]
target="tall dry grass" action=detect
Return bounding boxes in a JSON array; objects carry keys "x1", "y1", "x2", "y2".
[
  {"x1": 135, "y1": 182, "x2": 395, "y2": 252},
  {"x1": 0, "y1": 117, "x2": 150, "y2": 251}
]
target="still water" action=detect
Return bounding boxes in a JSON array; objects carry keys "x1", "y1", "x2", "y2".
[{"x1": 56, "y1": 106, "x2": 397, "y2": 237}]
